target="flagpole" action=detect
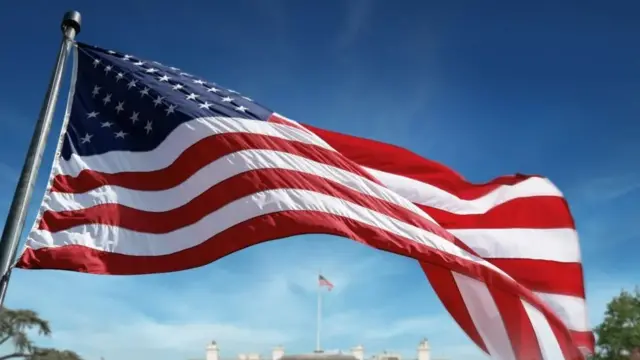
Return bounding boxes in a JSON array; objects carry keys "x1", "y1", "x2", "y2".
[
  {"x1": 0, "y1": 10, "x2": 81, "y2": 307},
  {"x1": 316, "y1": 271, "x2": 322, "y2": 353}
]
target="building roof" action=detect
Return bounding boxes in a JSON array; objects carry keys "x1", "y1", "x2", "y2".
[{"x1": 280, "y1": 354, "x2": 358, "y2": 360}]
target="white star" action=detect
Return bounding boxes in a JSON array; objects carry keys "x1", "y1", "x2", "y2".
[
  {"x1": 115, "y1": 72, "x2": 125, "y2": 81},
  {"x1": 186, "y1": 93, "x2": 199, "y2": 101},
  {"x1": 153, "y1": 61, "x2": 163, "y2": 66},
  {"x1": 193, "y1": 79, "x2": 205, "y2": 85},
  {"x1": 144, "y1": 121, "x2": 153, "y2": 134},
  {"x1": 199, "y1": 101, "x2": 212, "y2": 109},
  {"x1": 102, "y1": 93, "x2": 112, "y2": 105},
  {"x1": 158, "y1": 75, "x2": 171, "y2": 82},
  {"x1": 133, "y1": 61, "x2": 145, "y2": 66},
  {"x1": 179, "y1": 72, "x2": 192, "y2": 77},
  {"x1": 165, "y1": 104, "x2": 176, "y2": 115},
  {"x1": 127, "y1": 80, "x2": 137, "y2": 89},
  {"x1": 104, "y1": 65, "x2": 113, "y2": 74},
  {"x1": 93, "y1": 59, "x2": 101, "y2": 68},
  {"x1": 130, "y1": 111, "x2": 140, "y2": 123},
  {"x1": 107, "y1": 50, "x2": 116, "y2": 54},
  {"x1": 91, "y1": 85, "x2": 100, "y2": 97},
  {"x1": 228, "y1": 89, "x2": 239, "y2": 94},
  {"x1": 169, "y1": 66, "x2": 180, "y2": 71},
  {"x1": 115, "y1": 131, "x2": 127, "y2": 139},
  {"x1": 140, "y1": 87, "x2": 150, "y2": 97},
  {"x1": 115, "y1": 101, "x2": 125, "y2": 114},
  {"x1": 172, "y1": 84, "x2": 184, "y2": 91},
  {"x1": 207, "y1": 87, "x2": 220, "y2": 93},
  {"x1": 235, "y1": 105, "x2": 248, "y2": 112},
  {"x1": 123, "y1": 55, "x2": 132, "y2": 61},
  {"x1": 221, "y1": 96, "x2": 233, "y2": 102},
  {"x1": 145, "y1": 68, "x2": 158, "y2": 74},
  {"x1": 100, "y1": 121, "x2": 113, "y2": 128},
  {"x1": 80, "y1": 133, "x2": 93, "y2": 143},
  {"x1": 242, "y1": 96, "x2": 253, "y2": 102},
  {"x1": 153, "y1": 96, "x2": 164, "y2": 107},
  {"x1": 87, "y1": 111, "x2": 99, "y2": 119}
]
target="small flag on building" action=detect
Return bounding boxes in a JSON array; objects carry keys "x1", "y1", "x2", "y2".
[{"x1": 319, "y1": 275, "x2": 334, "y2": 291}]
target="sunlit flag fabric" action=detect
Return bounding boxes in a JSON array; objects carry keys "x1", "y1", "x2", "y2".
[{"x1": 16, "y1": 42, "x2": 592, "y2": 359}]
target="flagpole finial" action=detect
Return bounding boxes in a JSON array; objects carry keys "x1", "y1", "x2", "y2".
[{"x1": 61, "y1": 10, "x2": 81, "y2": 35}]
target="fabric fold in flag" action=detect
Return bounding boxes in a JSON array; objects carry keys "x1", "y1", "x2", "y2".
[{"x1": 16, "y1": 42, "x2": 592, "y2": 360}]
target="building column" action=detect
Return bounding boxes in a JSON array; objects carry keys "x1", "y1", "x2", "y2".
[
  {"x1": 206, "y1": 341, "x2": 220, "y2": 360},
  {"x1": 417, "y1": 338, "x2": 430, "y2": 360}
]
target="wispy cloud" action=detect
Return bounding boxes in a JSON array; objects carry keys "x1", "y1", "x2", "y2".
[
  {"x1": 571, "y1": 173, "x2": 640, "y2": 204},
  {"x1": 335, "y1": 0, "x2": 375, "y2": 50}
]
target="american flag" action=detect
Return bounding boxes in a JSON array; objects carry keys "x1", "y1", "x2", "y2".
[
  {"x1": 17, "y1": 42, "x2": 592, "y2": 359},
  {"x1": 319, "y1": 274, "x2": 334, "y2": 291}
]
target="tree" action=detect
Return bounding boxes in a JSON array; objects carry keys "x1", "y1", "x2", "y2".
[
  {"x1": 593, "y1": 288, "x2": 640, "y2": 360},
  {"x1": 29, "y1": 349, "x2": 83, "y2": 360},
  {"x1": 0, "y1": 307, "x2": 83, "y2": 360}
]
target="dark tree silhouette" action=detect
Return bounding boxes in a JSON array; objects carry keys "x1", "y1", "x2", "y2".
[{"x1": 0, "y1": 307, "x2": 82, "y2": 360}]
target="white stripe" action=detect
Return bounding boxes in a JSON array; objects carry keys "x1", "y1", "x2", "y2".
[
  {"x1": 271, "y1": 112, "x2": 323, "y2": 138},
  {"x1": 48, "y1": 150, "x2": 437, "y2": 227},
  {"x1": 57, "y1": 116, "x2": 336, "y2": 177},
  {"x1": 366, "y1": 168, "x2": 563, "y2": 215},
  {"x1": 453, "y1": 272, "x2": 517, "y2": 360},
  {"x1": 30, "y1": 189, "x2": 495, "y2": 274},
  {"x1": 522, "y1": 300, "x2": 565, "y2": 360},
  {"x1": 449, "y1": 228, "x2": 581, "y2": 263},
  {"x1": 534, "y1": 292, "x2": 590, "y2": 332}
]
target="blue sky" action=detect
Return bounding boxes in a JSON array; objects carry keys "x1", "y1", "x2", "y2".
[{"x1": 0, "y1": 1, "x2": 639, "y2": 359}]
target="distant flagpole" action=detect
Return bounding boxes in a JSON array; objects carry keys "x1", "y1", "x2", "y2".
[
  {"x1": 0, "y1": 10, "x2": 81, "y2": 306},
  {"x1": 316, "y1": 271, "x2": 322, "y2": 353}
]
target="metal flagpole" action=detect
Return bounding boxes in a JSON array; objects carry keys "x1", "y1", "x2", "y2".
[
  {"x1": 0, "y1": 10, "x2": 81, "y2": 307},
  {"x1": 316, "y1": 271, "x2": 322, "y2": 353}
]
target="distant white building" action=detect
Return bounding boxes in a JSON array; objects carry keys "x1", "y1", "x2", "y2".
[{"x1": 199, "y1": 338, "x2": 447, "y2": 360}]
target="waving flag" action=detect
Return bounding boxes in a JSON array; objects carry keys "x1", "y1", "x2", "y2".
[
  {"x1": 305, "y1": 125, "x2": 593, "y2": 358},
  {"x1": 16, "y1": 42, "x2": 591, "y2": 359},
  {"x1": 319, "y1": 275, "x2": 334, "y2": 291}
]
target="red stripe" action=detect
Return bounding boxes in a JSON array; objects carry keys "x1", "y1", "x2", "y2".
[
  {"x1": 421, "y1": 196, "x2": 576, "y2": 229},
  {"x1": 52, "y1": 131, "x2": 381, "y2": 194},
  {"x1": 41, "y1": 169, "x2": 458, "y2": 249},
  {"x1": 421, "y1": 263, "x2": 489, "y2": 355},
  {"x1": 548, "y1": 312, "x2": 583, "y2": 360},
  {"x1": 304, "y1": 122, "x2": 589, "y2": 357},
  {"x1": 489, "y1": 259, "x2": 585, "y2": 298},
  {"x1": 267, "y1": 113, "x2": 311, "y2": 133},
  {"x1": 21, "y1": 209, "x2": 583, "y2": 359},
  {"x1": 569, "y1": 330, "x2": 595, "y2": 356},
  {"x1": 488, "y1": 287, "x2": 543, "y2": 359},
  {"x1": 304, "y1": 123, "x2": 544, "y2": 200}
]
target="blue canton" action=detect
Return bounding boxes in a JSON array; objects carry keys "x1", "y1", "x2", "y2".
[{"x1": 61, "y1": 42, "x2": 274, "y2": 160}]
